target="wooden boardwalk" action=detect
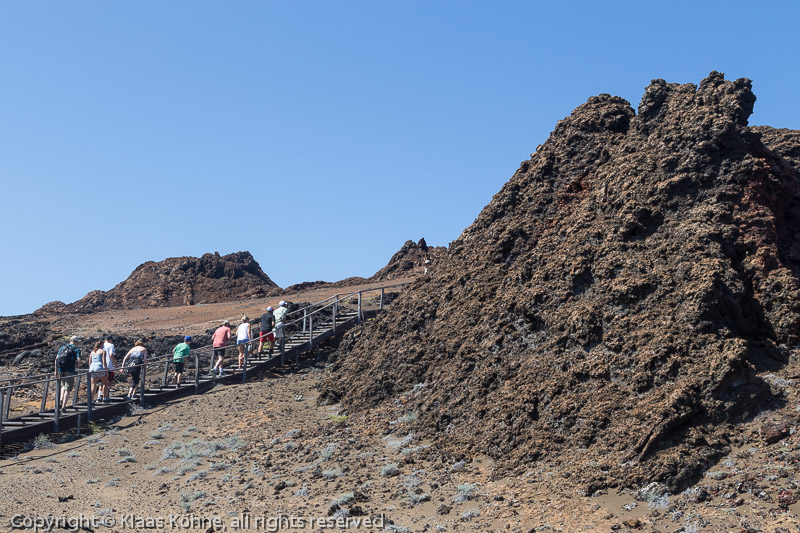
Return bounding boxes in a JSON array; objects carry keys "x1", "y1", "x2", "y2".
[{"x1": 0, "y1": 297, "x2": 377, "y2": 452}]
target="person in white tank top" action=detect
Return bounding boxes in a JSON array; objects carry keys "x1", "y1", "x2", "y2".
[{"x1": 236, "y1": 316, "x2": 251, "y2": 369}]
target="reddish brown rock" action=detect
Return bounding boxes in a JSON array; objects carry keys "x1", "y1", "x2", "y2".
[
  {"x1": 760, "y1": 422, "x2": 789, "y2": 444},
  {"x1": 39, "y1": 251, "x2": 280, "y2": 313},
  {"x1": 323, "y1": 72, "x2": 800, "y2": 492},
  {"x1": 371, "y1": 238, "x2": 446, "y2": 281},
  {"x1": 282, "y1": 238, "x2": 446, "y2": 293}
]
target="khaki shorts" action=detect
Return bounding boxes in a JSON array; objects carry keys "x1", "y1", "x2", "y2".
[{"x1": 59, "y1": 370, "x2": 76, "y2": 392}]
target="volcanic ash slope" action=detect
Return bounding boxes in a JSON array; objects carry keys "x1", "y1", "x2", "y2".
[{"x1": 323, "y1": 72, "x2": 800, "y2": 492}]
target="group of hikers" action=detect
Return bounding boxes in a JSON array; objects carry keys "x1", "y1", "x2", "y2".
[{"x1": 52, "y1": 301, "x2": 290, "y2": 409}]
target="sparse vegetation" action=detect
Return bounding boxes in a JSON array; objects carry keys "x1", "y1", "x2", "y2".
[
  {"x1": 321, "y1": 468, "x2": 342, "y2": 480},
  {"x1": 32, "y1": 434, "x2": 55, "y2": 450},
  {"x1": 187, "y1": 471, "x2": 208, "y2": 482},
  {"x1": 384, "y1": 433, "x2": 414, "y2": 448},
  {"x1": 177, "y1": 463, "x2": 198, "y2": 475},
  {"x1": 454, "y1": 483, "x2": 477, "y2": 503},
  {"x1": 320, "y1": 444, "x2": 337, "y2": 460},
  {"x1": 179, "y1": 490, "x2": 206, "y2": 511},
  {"x1": 412, "y1": 382, "x2": 427, "y2": 395},
  {"x1": 396, "y1": 411, "x2": 418, "y2": 424},
  {"x1": 410, "y1": 493, "x2": 431, "y2": 505},
  {"x1": 381, "y1": 463, "x2": 400, "y2": 477},
  {"x1": 153, "y1": 466, "x2": 173, "y2": 476},
  {"x1": 450, "y1": 460, "x2": 467, "y2": 471},
  {"x1": 460, "y1": 508, "x2": 480, "y2": 521},
  {"x1": 161, "y1": 436, "x2": 244, "y2": 463},
  {"x1": 401, "y1": 472, "x2": 422, "y2": 488},
  {"x1": 331, "y1": 492, "x2": 355, "y2": 507}
]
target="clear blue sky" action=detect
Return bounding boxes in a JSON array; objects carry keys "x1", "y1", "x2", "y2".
[{"x1": 1, "y1": 1, "x2": 798, "y2": 316}]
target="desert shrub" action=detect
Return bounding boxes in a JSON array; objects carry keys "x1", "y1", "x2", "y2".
[
  {"x1": 381, "y1": 463, "x2": 400, "y2": 477},
  {"x1": 321, "y1": 468, "x2": 342, "y2": 480},
  {"x1": 460, "y1": 508, "x2": 480, "y2": 521},
  {"x1": 454, "y1": 483, "x2": 477, "y2": 503},
  {"x1": 320, "y1": 444, "x2": 337, "y2": 460},
  {"x1": 32, "y1": 434, "x2": 55, "y2": 450},
  {"x1": 410, "y1": 493, "x2": 430, "y2": 505}
]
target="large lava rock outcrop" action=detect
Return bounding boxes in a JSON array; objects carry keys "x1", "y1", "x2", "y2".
[
  {"x1": 371, "y1": 238, "x2": 447, "y2": 281},
  {"x1": 282, "y1": 238, "x2": 446, "y2": 293},
  {"x1": 323, "y1": 73, "x2": 800, "y2": 491},
  {"x1": 39, "y1": 251, "x2": 280, "y2": 313}
]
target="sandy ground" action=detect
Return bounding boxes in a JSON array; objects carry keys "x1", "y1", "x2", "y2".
[
  {"x1": 56, "y1": 279, "x2": 415, "y2": 340},
  {"x1": 2, "y1": 355, "x2": 800, "y2": 533},
  {"x1": 2, "y1": 279, "x2": 800, "y2": 532}
]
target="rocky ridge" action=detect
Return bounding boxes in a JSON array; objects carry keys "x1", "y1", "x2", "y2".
[
  {"x1": 282, "y1": 238, "x2": 445, "y2": 293},
  {"x1": 322, "y1": 72, "x2": 800, "y2": 492},
  {"x1": 36, "y1": 251, "x2": 279, "y2": 314}
]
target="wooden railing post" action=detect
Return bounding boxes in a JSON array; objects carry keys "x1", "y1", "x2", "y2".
[
  {"x1": 309, "y1": 315, "x2": 314, "y2": 360},
  {"x1": 194, "y1": 354, "x2": 200, "y2": 395},
  {"x1": 162, "y1": 358, "x2": 170, "y2": 387},
  {"x1": 139, "y1": 362, "x2": 147, "y2": 406},
  {"x1": 332, "y1": 297, "x2": 337, "y2": 335},
  {"x1": 3, "y1": 384, "x2": 9, "y2": 421},
  {"x1": 40, "y1": 379, "x2": 50, "y2": 414},
  {"x1": 242, "y1": 346, "x2": 248, "y2": 385},
  {"x1": 380, "y1": 287, "x2": 385, "y2": 311},
  {"x1": 86, "y1": 373, "x2": 93, "y2": 423},
  {"x1": 357, "y1": 291, "x2": 362, "y2": 324},
  {"x1": 72, "y1": 375, "x2": 81, "y2": 407},
  {"x1": 53, "y1": 378, "x2": 60, "y2": 433},
  {"x1": 0, "y1": 388, "x2": 4, "y2": 447}
]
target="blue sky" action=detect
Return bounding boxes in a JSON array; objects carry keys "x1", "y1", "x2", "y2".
[{"x1": 1, "y1": 1, "x2": 798, "y2": 316}]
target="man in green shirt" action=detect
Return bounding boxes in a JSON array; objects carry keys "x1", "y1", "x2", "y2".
[{"x1": 172, "y1": 336, "x2": 191, "y2": 387}]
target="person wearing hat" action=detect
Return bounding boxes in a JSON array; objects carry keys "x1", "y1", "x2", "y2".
[
  {"x1": 273, "y1": 301, "x2": 289, "y2": 353},
  {"x1": 236, "y1": 316, "x2": 251, "y2": 369},
  {"x1": 211, "y1": 320, "x2": 231, "y2": 376},
  {"x1": 258, "y1": 307, "x2": 276, "y2": 356},
  {"x1": 54, "y1": 335, "x2": 82, "y2": 411},
  {"x1": 172, "y1": 336, "x2": 191, "y2": 387}
]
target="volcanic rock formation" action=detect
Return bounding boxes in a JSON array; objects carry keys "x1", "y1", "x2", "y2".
[
  {"x1": 371, "y1": 238, "x2": 447, "y2": 281},
  {"x1": 281, "y1": 238, "x2": 446, "y2": 293},
  {"x1": 323, "y1": 72, "x2": 800, "y2": 492},
  {"x1": 38, "y1": 251, "x2": 280, "y2": 313}
]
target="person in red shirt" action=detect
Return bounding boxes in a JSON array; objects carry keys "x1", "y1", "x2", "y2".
[{"x1": 211, "y1": 320, "x2": 232, "y2": 376}]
